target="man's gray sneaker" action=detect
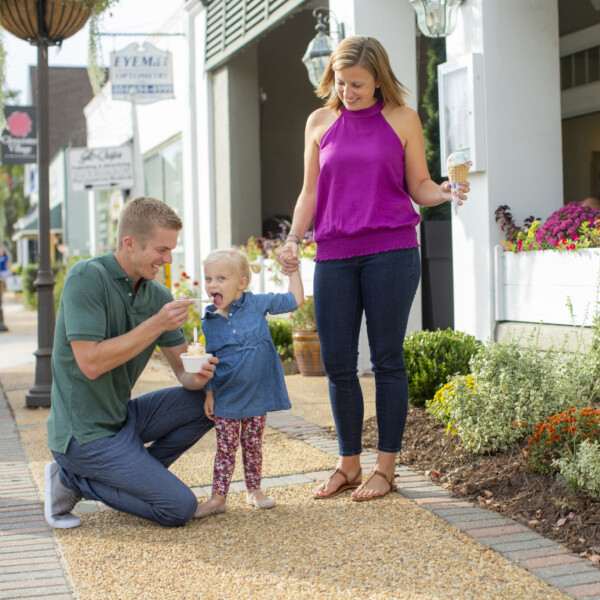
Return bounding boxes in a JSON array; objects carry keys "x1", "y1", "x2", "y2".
[{"x1": 44, "y1": 462, "x2": 82, "y2": 529}]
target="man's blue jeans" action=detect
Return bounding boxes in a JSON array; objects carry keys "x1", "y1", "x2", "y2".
[
  {"x1": 314, "y1": 248, "x2": 420, "y2": 456},
  {"x1": 52, "y1": 386, "x2": 213, "y2": 527}
]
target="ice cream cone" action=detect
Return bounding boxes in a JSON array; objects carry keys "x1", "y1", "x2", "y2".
[
  {"x1": 448, "y1": 164, "x2": 471, "y2": 187},
  {"x1": 446, "y1": 151, "x2": 472, "y2": 214}
]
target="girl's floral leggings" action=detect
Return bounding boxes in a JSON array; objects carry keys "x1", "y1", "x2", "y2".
[{"x1": 212, "y1": 414, "x2": 266, "y2": 497}]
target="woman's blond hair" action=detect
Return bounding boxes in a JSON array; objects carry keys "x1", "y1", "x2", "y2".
[
  {"x1": 202, "y1": 248, "x2": 261, "y2": 291},
  {"x1": 316, "y1": 35, "x2": 409, "y2": 112}
]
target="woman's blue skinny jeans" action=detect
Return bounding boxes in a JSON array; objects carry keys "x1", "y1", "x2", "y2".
[{"x1": 314, "y1": 247, "x2": 420, "y2": 456}]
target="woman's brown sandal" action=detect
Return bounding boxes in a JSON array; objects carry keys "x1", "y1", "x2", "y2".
[
  {"x1": 350, "y1": 469, "x2": 397, "y2": 502},
  {"x1": 311, "y1": 468, "x2": 362, "y2": 499}
]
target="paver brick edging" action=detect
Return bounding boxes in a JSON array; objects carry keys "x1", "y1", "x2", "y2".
[{"x1": 0, "y1": 380, "x2": 76, "y2": 600}]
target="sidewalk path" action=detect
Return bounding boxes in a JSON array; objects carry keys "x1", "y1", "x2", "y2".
[{"x1": 1, "y1": 295, "x2": 599, "y2": 599}]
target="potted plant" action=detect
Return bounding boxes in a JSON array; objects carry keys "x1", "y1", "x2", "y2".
[
  {"x1": 290, "y1": 296, "x2": 325, "y2": 377},
  {"x1": 0, "y1": 0, "x2": 117, "y2": 119}
]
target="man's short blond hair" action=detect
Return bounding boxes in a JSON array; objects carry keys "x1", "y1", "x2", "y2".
[{"x1": 117, "y1": 197, "x2": 182, "y2": 249}]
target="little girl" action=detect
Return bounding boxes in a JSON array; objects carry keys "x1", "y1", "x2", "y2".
[{"x1": 195, "y1": 247, "x2": 304, "y2": 518}]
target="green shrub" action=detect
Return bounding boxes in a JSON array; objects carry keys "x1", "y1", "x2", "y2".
[
  {"x1": 447, "y1": 341, "x2": 592, "y2": 454},
  {"x1": 268, "y1": 317, "x2": 294, "y2": 363},
  {"x1": 53, "y1": 256, "x2": 89, "y2": 313},
  {"x1": 553, "y1": 439, "x2": 600, "y2": 499},
  {"x1": 403, "y1": 329, "x2": 483, "y2": 407},
  {"x1": 22, "y1": 263, "x2": 64, "y2": 311}
]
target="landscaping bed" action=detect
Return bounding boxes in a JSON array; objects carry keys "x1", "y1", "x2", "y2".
[{"x1": 360, "y1": 407, "x2": 600, "y2": 561}]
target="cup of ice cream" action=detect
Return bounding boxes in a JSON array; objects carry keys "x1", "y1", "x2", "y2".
[{"x1": 181, "y1": 342, "x2": 212, "y2": 373}]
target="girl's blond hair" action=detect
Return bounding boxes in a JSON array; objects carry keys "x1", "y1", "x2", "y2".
[
  {"x1": 316, "y1": 35, "x2": 410, "y2": 112},
  {"x1": 202, "y1": 248, "x2": 261, "y2": 291}
]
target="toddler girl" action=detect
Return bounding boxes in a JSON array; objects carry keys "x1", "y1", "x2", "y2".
[{"x1": 195, "y1": 248, "x2": 304, "y2": 518}]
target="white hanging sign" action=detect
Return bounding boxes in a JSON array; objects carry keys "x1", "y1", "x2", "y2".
[
  {"x1": 67, "y1": 146, "x2": 134, "y2": 192},
  {"x1": 110, "y1": 42, "x2": 174, "y2": 104}
]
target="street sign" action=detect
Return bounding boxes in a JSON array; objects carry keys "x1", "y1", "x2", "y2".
[
  {"x1": 67, "y1": 146, "x2": 134, "y2": 192},
  {"x1": 109, "y1": 42, "x2": 174, "y2": 104},
  {"x1": 1, "y1": 106, "x2": 37, "y2": 164}
]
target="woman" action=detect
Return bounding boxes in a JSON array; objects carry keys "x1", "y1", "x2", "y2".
[{"x1": 277, "y1": 36, "x2": 469, "y2": 501}]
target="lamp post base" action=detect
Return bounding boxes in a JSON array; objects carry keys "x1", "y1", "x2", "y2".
[
  {"x1": 25, "y1": 385, "x2": 52, "y2": 408},
  {"x1": 26, "y1": 345, "x2": 53, "y2": 408}
]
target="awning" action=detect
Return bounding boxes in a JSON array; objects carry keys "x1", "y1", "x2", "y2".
[{"x1": 12, "y1": 204, "x2": 62, "y2": 240}]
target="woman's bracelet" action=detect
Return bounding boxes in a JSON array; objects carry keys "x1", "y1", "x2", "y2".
[{"x1": 286, "y1": 233, "x2": 301, "y2": 244}]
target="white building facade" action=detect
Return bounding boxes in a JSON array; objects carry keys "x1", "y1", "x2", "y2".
[{"x1": 83, "y1": 0, "x2": 600, "y2": 342}]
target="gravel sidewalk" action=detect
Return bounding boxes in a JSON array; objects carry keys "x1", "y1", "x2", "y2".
[{"x1": 2, "y1": 294, "x2": 599, "y2": 599}]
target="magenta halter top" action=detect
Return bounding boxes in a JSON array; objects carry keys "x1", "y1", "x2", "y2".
[{"x1": 314, "y1": 100, "x2": 420, "y2": 261}]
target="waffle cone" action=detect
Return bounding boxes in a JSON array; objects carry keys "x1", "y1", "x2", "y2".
[{"x1": 448, "y1": 165, "x2": 470, "y2": 184}]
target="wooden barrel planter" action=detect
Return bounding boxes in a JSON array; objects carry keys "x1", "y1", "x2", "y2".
[
  {"x1": 292, "y1": 330, "x2": 326, "y2": 376},
  {"x1": 0, "y1": 0, "x2": 91, "y2": 44}
]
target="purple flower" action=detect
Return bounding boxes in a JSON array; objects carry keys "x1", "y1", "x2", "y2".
[{"x1": 538, "y1": 202, "x2": 600, "y2": 249}]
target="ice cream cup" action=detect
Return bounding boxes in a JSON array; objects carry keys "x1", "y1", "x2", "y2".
[{"x1": 181, "y1": 352, "x2": 213, "y2": 373}]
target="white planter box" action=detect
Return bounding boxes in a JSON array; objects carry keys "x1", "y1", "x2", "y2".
[
  {"x1": 249, "y1": 257, "x2": 315, "y2": 298},
  {"x1": 494, "y1": 246, "x2": 600, "y2": 326}
]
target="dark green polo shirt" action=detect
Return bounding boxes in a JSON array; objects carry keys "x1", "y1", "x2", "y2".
[{"x1": 47, "y1": 253, "x2": 185, "y2": 453}]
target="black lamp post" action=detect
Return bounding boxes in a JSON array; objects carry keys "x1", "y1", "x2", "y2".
[
  {"x1": 26, "y1": 42, "x2": 54, "y2": 407},
  {"x1": 0, "y1": 0, "x2": 92, "y2": 407},
  {"x1": 0, "y1": 280, "x2": 8, "y2": 332}
]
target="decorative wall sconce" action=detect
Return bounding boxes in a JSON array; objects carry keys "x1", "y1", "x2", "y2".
[
  {"x1": 302, "y1": 8, "x2": 345, "y2": 88},
  {"x1": 409, "y1": 0, "x2": 464, "y2": 38}
]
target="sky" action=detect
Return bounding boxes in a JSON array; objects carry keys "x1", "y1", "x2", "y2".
[{"x1": 3, "y1": 0, "x2": 182, "y2": 104}]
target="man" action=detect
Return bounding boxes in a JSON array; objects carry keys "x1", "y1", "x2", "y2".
[{"x1": 45, "y1": 197, "x2": 216, "y2": 528}]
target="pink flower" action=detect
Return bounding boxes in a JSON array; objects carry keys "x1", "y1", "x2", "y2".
[{"x1": 6, "y1": 111, "x2": 33, "y2": 137}]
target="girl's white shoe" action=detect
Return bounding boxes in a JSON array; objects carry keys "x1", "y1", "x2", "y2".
[{"x1": 246, "y1": 490, "x2": 276, "y2": 509}]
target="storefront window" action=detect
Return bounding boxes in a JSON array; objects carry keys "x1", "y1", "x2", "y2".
[
  {"x1": 95, "y1": 190, "x2": 123, "y2": 253},
  {"x1": 144, "y1": 137, "x2": 184, "y2": 289}
]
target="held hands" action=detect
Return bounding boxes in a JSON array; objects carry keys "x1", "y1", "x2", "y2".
[
  {"x1": 276, "y1": 239, "x2": 301, "y2": 276},
  {"x1": 442, "y1": 180, "x2": 470, "y2": 206}
]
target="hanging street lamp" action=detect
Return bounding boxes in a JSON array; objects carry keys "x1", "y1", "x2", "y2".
[
  {"x1": 409, "y1": 0, "x2": 464, "y2": 38},
  {"x1": 302, "y1": 7, "x2": 345, "y2": 88}
]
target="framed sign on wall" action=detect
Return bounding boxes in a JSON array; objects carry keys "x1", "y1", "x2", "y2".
[{"x1": 438, "y1": 53, "x2": 486, "y2": 177}]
